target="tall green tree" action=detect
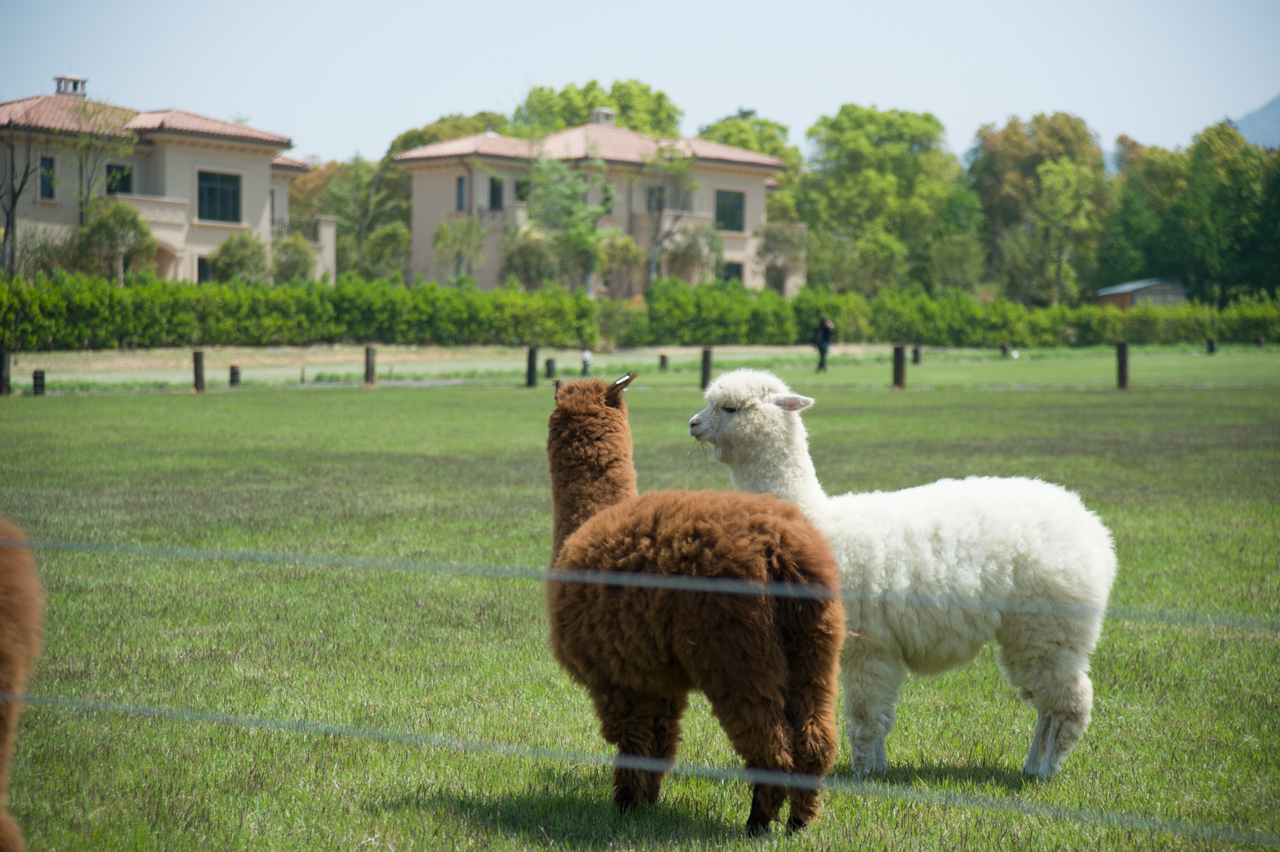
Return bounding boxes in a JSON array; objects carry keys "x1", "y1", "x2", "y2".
[
  {"x1": 327, "y1": 154, "x2": 400, "y2": 276},
  {"x1": 798, "y1": 103, "x2": 969, "y2": 295},
  {"x1": 509, "y1": 80, "x2": 682, "y2": 138},
  {"x1": 526, "y1": 155, "x2": 614, "y2": 288},
  {"x1": 1096, "y1": 135, "x2": 1190, "y2": 287},
  {"x1": 699, "y1": 109, "x2": 802, "y2": 221}
]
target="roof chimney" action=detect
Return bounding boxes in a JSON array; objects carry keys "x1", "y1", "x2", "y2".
[
  {"x1": 55, "y1": 75, "x2": 87, "y2": 98},
  {"x1": 589, "y1": 107, "x2": 617, "y2": 127}
]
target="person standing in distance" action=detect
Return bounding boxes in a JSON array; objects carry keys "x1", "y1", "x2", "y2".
[{"x1": 814, "y1": 317, "x2": 835, "y2": 372}]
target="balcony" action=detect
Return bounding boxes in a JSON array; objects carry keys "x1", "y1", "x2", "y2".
[{"x1": 272, "y1": 217, "x2": 320, "y2": 243}]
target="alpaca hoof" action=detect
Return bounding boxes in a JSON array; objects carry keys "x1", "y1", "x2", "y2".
[
  {"x1": 785, "y1": 817, "x2": 808, "y2": 834},
  {"x1": 745, "y1": 817, "x2": 771, "y2": 837},
  {"x1": 613, "y1": 788, "x2": 643, "y2": 813}
]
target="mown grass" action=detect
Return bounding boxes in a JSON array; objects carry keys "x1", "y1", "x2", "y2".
[{"x1": 1, "y1": 348, "x2": 1277, "y2": 850}]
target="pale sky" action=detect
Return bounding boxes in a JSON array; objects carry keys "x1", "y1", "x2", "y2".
[{"x1": 5, "y1": 0, "x2": 1278, "y2": 164}]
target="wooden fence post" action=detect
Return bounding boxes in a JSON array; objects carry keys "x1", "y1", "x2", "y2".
[
  {"x1": 1117, "y1": 341, "x2": 1129, "y2": 390},
  {"x1": 1, "y1": 352, "x2": 10, "y2": 397},
  {"x1": 193, "y1": 351, "x2": 204, "y2": 393},
  {"x1": 527, "y1": 346, "x2": 538, "y2": 387},
  {"x1": 545, "y1": 358, "x2": 555, "y2": 379},
  {"x1": 1206, "y1": 338, "x2": 1216, "y2": 355},
  {"x1": 893, "y1": 345, "x2": 906, "y2": 390},
  {"x1": 32, "y1": 370, "x2": 45, "y2": 396},
  {"x1": 659, "y1": 353, "x2": 669, "y2": 372},
  {"x1": 229, "y1": 365, "x2": 240, "y2": 388},
  {"x1": 701, "y1": 347, "x2": 713, "y2": 390},
  {"x1": 912, "y1": 345, "x2": 920, "y2": 365},
  {"x1": 365, "y1": 346, "x2": 376, "y2": 386}
]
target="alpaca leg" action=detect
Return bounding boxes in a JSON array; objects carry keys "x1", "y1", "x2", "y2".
[
  {"x1": 997, "y1": 618, "x2": 1097, "y2": 779},
  {"x1": 841, "y1": 643, "x2": 905, "y2": 777},
  {"x1": 592, "y1": 685, "x2": 686, "y2": 810},
  {"x1": 700, "y1": 687, "x2": 794, "y2": 836},
  {"x1": 778, "y1": 624, "x2": 842, "y2": 831},
  {"x1": 0, "y1": 691, "x2": 27, "y2": 852}
]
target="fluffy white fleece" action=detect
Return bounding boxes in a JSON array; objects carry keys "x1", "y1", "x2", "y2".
[{"x1": 689, "y1": 369, "x2": 1117, "y2": 778}]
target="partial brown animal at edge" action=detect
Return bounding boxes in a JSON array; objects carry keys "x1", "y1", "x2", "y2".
[{"x1": 0, "y1": 518, "x2": 44, "y2": 852}]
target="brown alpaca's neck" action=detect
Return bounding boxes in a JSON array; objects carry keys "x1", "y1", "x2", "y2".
[{"x1": 549, "y1": 430, "x2": 638, "y2": 565}]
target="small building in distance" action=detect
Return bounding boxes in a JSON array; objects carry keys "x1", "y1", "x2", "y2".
[
  {"x1": 0, "y1": 75, "x2": 336, "y2": 282},
  {"x1": 1097, "y1": 279, "x2": 1188, "y2": 309}
]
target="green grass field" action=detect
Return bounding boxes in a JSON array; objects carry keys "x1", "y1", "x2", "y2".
[{"x1": 1, "y1": 346, "x2": 1278, "y2": 850}]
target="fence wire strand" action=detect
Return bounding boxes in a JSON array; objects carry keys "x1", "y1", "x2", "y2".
[
  {"x1": 5, "y1": 538, "x2": 1278, "y2": 633},
  {"x1": 4, "y1": 692, "x2": 1277, "y2": 848}
]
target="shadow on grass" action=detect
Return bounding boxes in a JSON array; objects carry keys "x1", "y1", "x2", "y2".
[
  {"x1": 361, "y1": 765, "x2": 752, "y2": 847},
  {"x1": 832, "y1": 760, "x2": 1029, "y2": 794}
]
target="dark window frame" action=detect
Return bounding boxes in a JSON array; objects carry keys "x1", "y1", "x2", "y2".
[
  {"x1": 197, "y1": 171, "x2": 241, "y2": 222},
  {"x1": 721, "y1": 262, "x2": 744, "y2": 282},
  {"x1": 39, "y1": 156, "x2": 55, "y2": 199},
  {"x1": 106, "y1": 163, "x2": 133, "y2": 195},
  {"x1": 715, "y1": 190, "x2": 745, "y2": 232},
  {"x1": 456, "y1": 176, "x2": 467, "y2": 212},
  {"x1": 197, "y1": 257, "x2": 212, "y2": 283},
  {"x1": 489, "y1": 176, "x2": 503, "y2": 212}
]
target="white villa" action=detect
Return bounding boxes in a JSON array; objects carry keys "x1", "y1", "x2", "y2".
[
  {"x1": 0, "y1": 75, "x2": 335, "y2": 282},
  {"x1": 393, "y1": 108, "x2": 803, "y2": 296}
]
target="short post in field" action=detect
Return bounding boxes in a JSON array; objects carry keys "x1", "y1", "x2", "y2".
[
  {"x1": 364, "y1": 346, "x2": 376, "y2": 386},
  {"x1": 1258, "y1": 335, "x2": 1266, "y2": 349},
  {"x1": 229, "y1": 365, "x2": 240, "y2": 388},
  {"x1": 701, "y1": 347, "x2": 713, "y2": 390},
  {"x1": 545, "y1": 358, "x2": 555, "y2": 379},
  {"x1": 912, "y1": 345, "x2": 921, "y2": 365},
  {"x1": 1206, "y1": 339, "x2": 1216, "y2": 355},
  {"x1": 193, "y1": 351, "x2": 204, "y2": 393},
  {"x1": 893, "y1": 345, "x2": 906, "y2": 390},
  {"x1": 1001, "y1": 342, "x2": 1011, "y2": 358},
  {"x1": 1, "y1": 352, "x2": 10, "y2": 396},
  {"x1": 1117, "y1": 341, "x2": 1129, "y2": 390},
  {"x1": 32, "y1": 370, "x2": 45, "y2": 396},
  {"x1": 526, "y1": 346, "x2": 538, "y2": 387},
  {"x1": 659, "y1": 353, "x2": 669, "y2": 372}
]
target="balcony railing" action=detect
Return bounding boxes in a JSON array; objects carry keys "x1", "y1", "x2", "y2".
[{"x1": 272, "y1": 217, "x2": 320, "y2": 243}]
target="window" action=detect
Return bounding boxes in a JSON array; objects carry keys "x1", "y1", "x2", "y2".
[
  {"x1": 40, "y1": 157, "x2": 54, "y2": 199},
  {"x1": 106, "y1": 164, "x2": 132, "y2": 194},
  {"x1": 198, "y1": 172, "x2": 240, "y2": 222},
  {"x1": 489, "y1": 177, "x2": 503, "y2": 211},
  {"x1": 715, "y1": 190, "x2": 745, "y2": 232},
  {"x1": 456, "y1": 176, "x2": 467, "y2": 212},
  {"x1": 514, "y1": 179, "x2": 530, "y2": 202},
  {"x1": 646, "y1": 185, "x2": 664, "y2": 212},
  {"x1": 721, "y1": 262, "x2": 744, "y2": 282},
  {"x1": 197, "y1": 258, "x2": 212, "y2": 283},
  {"x1": 601, "y1": 182, "x2": 614, "y2": 215}
]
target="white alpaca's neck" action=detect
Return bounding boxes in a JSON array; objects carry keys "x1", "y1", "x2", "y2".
[{"x1": 726, "y1": 422, "x2": 828, "y2": 517}]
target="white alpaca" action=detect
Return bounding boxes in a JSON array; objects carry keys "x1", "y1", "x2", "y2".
[{"x1": 689, "y1": 369, "x2": 1116, "y2": 778}]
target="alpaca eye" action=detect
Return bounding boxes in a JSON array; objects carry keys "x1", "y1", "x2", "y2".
[{"x1": 722, "y1": 407, "x2": 737, "y2": 414}]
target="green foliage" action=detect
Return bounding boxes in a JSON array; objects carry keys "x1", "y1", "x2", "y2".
[
  {"x1": 526, "y1": 156, "x2": 613, "y2": 287},
  {"x1": 598, "y1": 233, "x2": 645, "y2": 298},
  {"x1": 699, "y1": 109, "x2": 803, "y2": 221},
  {"x1": 68, "y1": 199, "x2": 158, "y2": 281},
  {"x1": 379, "y1": 111, "x2": 509, "y2": 225},
  {"x1": 660, "y1": 225, "x2": 721, "y2": 283},
  {"x1": 208, "y1": 232, "x2": 270, "y2": 283},
  {"x1": 509, "y1": 80, "x2": 682, "y2": 138},
  {"x1": 500, "y1": 226, "x2": 558, "y2": 291},
  {"x1": 272, "y1": 231, "x2": 315, "y2": 282},
  {"x1": 359, "y1": 221, "x2": 411, "y2": 281},
  {"x1": 432, "y1": 215, "x2": 487, "y2": 279},
  {"x1": 800, "y1": 103, "x2": 969, "y2": 295},
  {"x1": 328, "y1": 154, "x2": 401, "y2": 275}
]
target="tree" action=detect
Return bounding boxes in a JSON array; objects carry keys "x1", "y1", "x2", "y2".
[
  {"x1": 273, "y1": 231, "x2": 315, "y2": 281},
  {"x1": 524, "y1": 155, "x2": 614, "y2": 288},
  {"x1": 359, "y1": 220, "x2": 411, "y2": 281},
  {"x1": 798, "y1": 103, "x2": 964, "y2": 294},
  {"x1": 509, "y1": 80, "x2": 682, "y2": 138},
  {"x1": 1095, "y1": 135, "x2": 1189, "y2": 288},
  {"x1": 699, "y1": 109, "x2": 803, "y2": 221},
  {"x1": 69, "y1": 199, "x2": 157, "y2": 283},
  {"x1": 66, "y1": 98, "x2": 137, "y2": 225},
  {"x1": 637, "y1": 144, "x2": 698, "y2": 281},
  {"x1": 1, "y1": 120, "x2": 51, "y2": 277},
  {"x1": 662, "y1": 224, "x2": 723, "y2": 283},
  {"x1": 327, "y1": 154, "x2": 399, "y2": 275},
  {"x1": 380, "y1": 111, "x2": 509, "y2": 228},
  {"x1": 208, "y1": 232, "x2": 270, "y2": 282},
  {"x1": 754, "y1": 221, "x2": 807, "y2": 294},
  {"x1": 289, "y1": 159, "x2": 344, "y2": 220},
  {"x1": 1033, "y1": 158, "x2": 1098, "y2": 305},
  {"x1": 432, "y1": 215, "x2": 486, "y2": 279},
  {"x1": 598, "y1": 233, "x2": 645, "y2": 297},
  {"x1": 500, "y1": 225, "x2": 558, "y2": 290}
]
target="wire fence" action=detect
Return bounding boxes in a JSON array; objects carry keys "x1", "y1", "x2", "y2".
[
  {"x1": 5, "y1": 536, "x2": 1279, "y2": 846},
  {"x1": 5, "y1": 691, "x2": 1278, "y2": 848},
  {"x1": 6, "y1": 538, "x2": 1278, "y2": 633}
]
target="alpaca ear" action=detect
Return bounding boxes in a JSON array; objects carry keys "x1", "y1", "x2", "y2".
[
  {"x1": 766, "y1": 393, "x2": 813, "y2": 412},
  {"x1": 604, "y1": 372, "x2": 636, "y2": 406}
]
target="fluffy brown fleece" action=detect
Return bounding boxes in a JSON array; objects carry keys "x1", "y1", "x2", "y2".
[
  {"x1": 546, "y1": 376, "x2": 845, "y2": 835},
  {"x1": 0, "y1": 518, "x2": 43, "y2": 852}
]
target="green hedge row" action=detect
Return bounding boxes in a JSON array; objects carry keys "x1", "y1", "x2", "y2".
[{"x1": 2, "y1": 271, "x2": 1277, "y2": 352}]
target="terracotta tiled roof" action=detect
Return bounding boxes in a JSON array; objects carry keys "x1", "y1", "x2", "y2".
[
  {"x1": 394, "y1": 132, "x2": 533, "y2": 163},
  {"x1": 0, "y1": 95, "x2": 291, "y2": 147},
  {"x1": 0, "y1": 94, "x2": 136, "y2": 137},
  {"x1": 271, "y1": 154, "x2": 310, "y2": 171},
  {"x1": 394, "y1": 124, "x2": 784, "y2": 170},
  {"x1": 128, "y1": 109, "x2": 290, "y2": 145}
]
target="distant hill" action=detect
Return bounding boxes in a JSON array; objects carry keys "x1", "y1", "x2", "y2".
[{"x1": 1236, "y1": 93, "x2": 1280, "y2": 148}]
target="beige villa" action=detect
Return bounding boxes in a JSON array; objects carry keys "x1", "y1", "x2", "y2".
[
  {"x1": 393, "y1": 108, "x2": 803, "y2": 296},
  {"x1": 0, "y1": 75, "x2": 335, "y2": 282}
]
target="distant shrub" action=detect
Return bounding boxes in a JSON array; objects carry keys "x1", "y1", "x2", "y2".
[{"x1": 209, "y1": 232, "x2": 270, "y2": 283}]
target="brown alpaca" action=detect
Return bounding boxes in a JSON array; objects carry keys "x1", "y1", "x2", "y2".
[
  {"x1": 0, "y1": 518, "x2": 43, "y2": 852},
  {"x1": 546, "y1": 374, "x2": 845, "y2": 835}
]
